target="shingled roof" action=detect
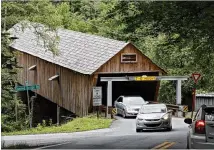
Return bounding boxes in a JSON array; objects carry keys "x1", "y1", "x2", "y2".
[{"x1": 9, "y1": 22, "x2": 166, "y2": 75}]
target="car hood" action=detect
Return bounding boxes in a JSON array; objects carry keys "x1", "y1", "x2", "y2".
[
  {"x1": 125, "y1": 105, "x2": 142, "y2": 110},
  {"x1": 137, "y1": 113, "x2": 166, "y2": 119}
]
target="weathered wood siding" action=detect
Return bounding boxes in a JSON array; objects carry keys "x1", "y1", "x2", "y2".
[
  {"x1": 95, "y1": 43, "x2": 163, "y2": 73},
  {"x1": 16, "y1": 51, "x2": 90, "y2": 116},
  {"x1": 91, "y1": 43, "x2": 164, "y2": 105}
]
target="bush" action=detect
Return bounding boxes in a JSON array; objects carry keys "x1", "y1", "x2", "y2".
[
  {"x1": 48, "y1": 119, "x2": 52, "y2": 126},
  {"x1": 42, "y1": 120, "x2": 46, "y2": 127}
]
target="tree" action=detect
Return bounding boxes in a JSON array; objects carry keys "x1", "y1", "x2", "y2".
[{"x1": 1, "y1": 0, "x2": 71, "y2": 131}]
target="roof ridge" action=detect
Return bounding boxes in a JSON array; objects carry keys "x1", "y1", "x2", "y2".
[
  {"x1": 9, "y1": 22, "x2": 129, "y2": 75},
  {"x1": 58, "y1": 28, "x2": 126, "y2": 44}
]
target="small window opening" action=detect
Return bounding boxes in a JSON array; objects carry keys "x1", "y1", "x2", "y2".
[{"x1": 121, "y1": 53, "x2": 137, "y2": 63}]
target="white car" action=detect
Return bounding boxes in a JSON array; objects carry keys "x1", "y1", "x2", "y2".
[
  {"x1": 136, "y1": 104, "x2": 173, "y2": 132},
  {"x1": 114, "y1": 96, "x2": 148, "y2": 118},
  {"x1": 184, "y1": 104, "x2": 214, "y2": 149}
]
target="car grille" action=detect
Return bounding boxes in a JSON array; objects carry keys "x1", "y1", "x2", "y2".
[
  {"x1": 145, "y1": 123, "x2": 161, "y2": 127},
  {"x1": 134, "y1": 109, "x2": 139, "y2": 111},
  {"x1": 145, "y1": 119, "x2": 160, "y2": 121}
]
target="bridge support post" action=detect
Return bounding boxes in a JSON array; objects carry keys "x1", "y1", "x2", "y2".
[
  {"x1": 176, "y1": 80, "x2": 182, "y2": 105},
  {"x1": 106, "y1": 81, "x2": 112, "y2": 118}
]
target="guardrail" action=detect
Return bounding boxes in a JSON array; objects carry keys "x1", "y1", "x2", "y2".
[
  {"x1": 97, "y1": 102, "x2": 187, "y2": 118},
  {"x1": 147, "y1": 101, "x2": 186, "y2": 117},
  {"x1": 166, "y1": 104, "x2": 179, "y2": 110}
]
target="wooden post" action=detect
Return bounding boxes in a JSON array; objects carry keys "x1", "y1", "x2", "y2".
[
  {"x1": 25, "y1": 81, "x2": 32, "y2": 128},
  {"x1": 30, "y1": 97, "x2": 34, "y2": 127},
  {"x1": 57, "y1": 105, "x2": 60, "y2": 126},
  {"x1": 96, "y1": 106, "x2": 99, "y2": 119},
  {"x1": 191, "y1": 88, "x2": 196, "y2": 118},
  {"x1": 15, "y1": 89, "x2": 18, "y2": 122}
]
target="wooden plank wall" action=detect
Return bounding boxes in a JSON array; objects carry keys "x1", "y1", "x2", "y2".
[
  {"x1": 95, "y1": 43, "x2": 163, "y2": 73},
  {"x1": 92, "y1": 43, "x2": 163, "y2": 103},
  {"x1": 16, "y1": 51, "x2": 90, "y2": 116}
]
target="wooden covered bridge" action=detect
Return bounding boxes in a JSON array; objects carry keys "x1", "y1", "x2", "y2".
[{"x1": 9, "y1": 22, "x2": 166, "y2": 123}]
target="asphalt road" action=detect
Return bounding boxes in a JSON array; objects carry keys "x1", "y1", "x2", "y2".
[{"x1": 40, "y1": 116, "x2": 189, "y2": 149}]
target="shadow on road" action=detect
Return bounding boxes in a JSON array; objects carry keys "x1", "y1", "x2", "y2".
[
  {"x1": 115, "y1": 115, "x2": 137, "y2": 119},
  {"x1": 137, "y1": 128, "x2": 177, "y2": 133}
]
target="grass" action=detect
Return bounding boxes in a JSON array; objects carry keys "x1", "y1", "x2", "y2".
[
  {"x1": 185, "y1": 112, "x2": 197, "y2": 118},
  {"x1": 2, "y1": 143, "x2": 39, "y2": 149},
  {"x1": 2, "y1": 115, "x2": 113, "y2": 136}
]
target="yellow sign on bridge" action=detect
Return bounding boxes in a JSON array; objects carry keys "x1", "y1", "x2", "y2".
[{"x1": 134, "y1": 76, "x2": 156, "y2": 81}]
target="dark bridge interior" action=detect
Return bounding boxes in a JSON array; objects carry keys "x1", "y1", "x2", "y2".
[{"x1": 97, "y1": 72, "x2": 160, "y2": 106}]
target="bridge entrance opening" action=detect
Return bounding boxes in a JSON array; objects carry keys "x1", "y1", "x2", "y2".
[
  {"x1": 96, "y1": 72, "x2": 159, "y2": 106},
  {"x1": 99, "y1": 74, "x2": 188, "y2": 118}
]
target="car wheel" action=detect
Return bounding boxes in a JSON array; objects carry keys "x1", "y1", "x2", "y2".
[
  {"x1": 122, "y1": 110, "x2": 126, "y2": 118},
  {"x1": 136, "y1": 129, "x2": 141, "y2": 132},
  {"x1": 166, "y1": 125, "x2": 172, "y2": 131}
]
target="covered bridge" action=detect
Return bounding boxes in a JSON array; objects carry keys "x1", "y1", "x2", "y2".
[{"x1": 9, "y1": 22, "x2": 166, "y2": 117}]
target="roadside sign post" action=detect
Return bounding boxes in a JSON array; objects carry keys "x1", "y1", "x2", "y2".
[
  {"x1": 191, "y1": 73, "x2": 201, "y2": 118},
  {"x1": 112, "y1": 108, "x2": 117, "y2": 118},
  {"x1": 25, "y1": 81, "x2": 31, "y2": 128},
  {"x1": 15, "y1": 82, "x2": 40, "y2": 128},
  {"x1": 93, "y1": 87, "x2": 102, "y2": 118}
]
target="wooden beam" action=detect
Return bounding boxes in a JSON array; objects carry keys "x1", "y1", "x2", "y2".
[
  {"x1": 28, "y1": 65, "x2": 37, "y2": 71},
  {"x1": 48, "y1": 74, "x2": 59, "y2": 81},
  {"x1": 57, "y1": 105, "x2": 60, "y2": 126}
]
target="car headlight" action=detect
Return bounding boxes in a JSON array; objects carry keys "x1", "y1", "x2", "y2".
[
  {"x1": 137, "y1": 118, "x2": 144, "y2": 121},
  {"x1": 126, "y1": 107, "x2": 132, "y2": 111},
  {"x1": 162, "y1": 114, "x2": 169, "y2": 120}
]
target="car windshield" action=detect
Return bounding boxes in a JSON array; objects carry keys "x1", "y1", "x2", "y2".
[
  {"x1": 123, "y1": 97, "x2": 145, "y2": 105},
  {"x1": 140, "y1": 105, "x2": 167, "y2": 114}
]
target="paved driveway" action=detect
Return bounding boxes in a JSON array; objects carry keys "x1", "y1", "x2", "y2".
[{"x1": 37, "y1": 116, "x2": 189, "y2": 149}]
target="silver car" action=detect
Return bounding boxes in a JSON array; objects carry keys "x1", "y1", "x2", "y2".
[
  {"x1": 184, "y1": 104, "x2": 214, "y2": 149},
  {"x1": 114, "y1": 96, "x2": 148, "y2": 118},
  {"x1": 136, "y1": 104, "x2": 173, "y2": 132}
]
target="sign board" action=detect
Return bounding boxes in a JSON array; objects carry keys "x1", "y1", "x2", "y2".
[
  {"x1": 93, "y1": 87, "x2": 102, "y2": 99},
  {"x1": 135, "y1": 76, "x2": 156, "y2": 81},
  {"x1": 15, "y1": 86, "x2": 26, "y2": 91},
  {"x1": 93, "y1": 87, "x2": 102, "y2": 106},
  {"x1": 192, "y1": 73, "x2": 201, "y2": 83},
  {"x1": 183, "y1": 105, "x2": 188, "y2": 112},
  {"x1": 112, "y1": 108, "x2": 117, "y2": 115},
  {"x1": 15, "y1": 85, "x2": 40, "y2": 91}
]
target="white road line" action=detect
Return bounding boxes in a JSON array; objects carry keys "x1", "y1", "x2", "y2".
[{"x1": 33, "y1": 141, "x2": 73, "y2": 149}]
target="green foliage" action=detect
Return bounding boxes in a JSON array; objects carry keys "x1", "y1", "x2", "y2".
[
  {"x1": 49, "y1": 119, "x2": 53, "y2": 126},
  {"x1": 2, "y1": 143, "x2": 33, "y2": 149},
  {"x1": 2, "y1": 1, "x2": 214, "y2": 131},
  {"x1": 42, "y1": 120, "x2": 46, "y2": 127},
  {"x1": 1, "y1": 32, "x2": 28, "y2": 132},
  {"x1": 2, "y1": 116, "x2": 113, "y2": 136},
  {"x1": 104, "y1": 1, "x2": 214, "y2": 102},
  {"x1": 1, "y1": 0, "x2": 70, "y2": 132}
]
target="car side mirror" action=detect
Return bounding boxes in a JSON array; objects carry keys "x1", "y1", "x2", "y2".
[{"x1": 184, "y1": 118, "x2": 192, "y2": 124}]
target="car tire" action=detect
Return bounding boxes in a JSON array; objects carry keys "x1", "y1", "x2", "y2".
[
  {"x1": 136, "y1": 129, "x2": 141, "y2": 132},
  {"x1": 166, "y1": 125, "x2": 172, "y2": 131},
  {"x1": 122, "y1": 110, "x2": 126, "y2": 118}
]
